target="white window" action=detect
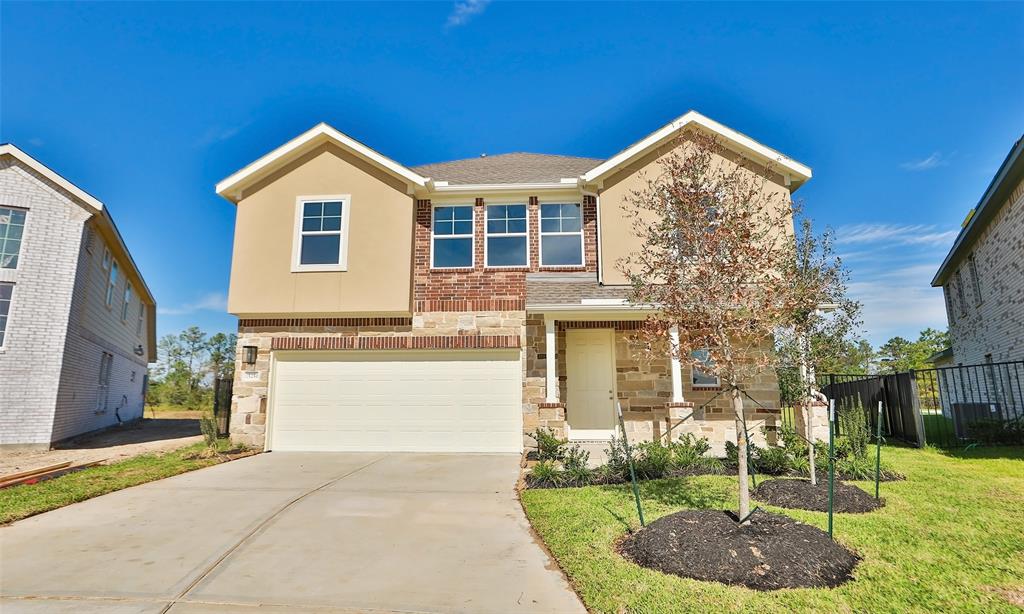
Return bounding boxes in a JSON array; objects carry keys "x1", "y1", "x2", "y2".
[
  {"x1": 292, "y1": 196, "x2": 350, "y2": 272},
  {"x1": 96, "y1": 352, "x2": 113, "y2": 413},
  {"x1": 431, "y1": 204, "x2": 474, "y2": 268},
  {"x1": 540, "y1": 203, "x2": 584, "y2": 267},
  {"x1": 485, "y1": 204, "x2": 528, "y2": 267},
  {"x1": 954, "y1": 269, "x2": 967, "y2": 315},
  {"x1": 122, "y1": 282, "x2": 132, "y2": 321},
  {"x1": 691, "y1": 349, "x2": 720, "y2": 388},
  {"x1": 968, "y1": 254, "x2": 982, "y2": 305},
  {"x1": 137, "y1": 303, "x2": 145, "y2": 336},
  {"x1": 0, "y1": 207, "x2": 26, "y2": 270},
  {"x1": 101, "y1": 247, "x2": 111, "y2": 270},
  {"x1": 106, "y1": 261, "x2": 119, "y2": 307},
  {"x1": 0, "y1": 282, "x2": 13, "y2": 347}
]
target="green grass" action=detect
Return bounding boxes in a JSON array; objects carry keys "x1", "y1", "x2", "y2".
[
  {"x1": 522, "y1": 446, "x2": 1024, "y2": 613},
  {"x1": 0, "y1": 440, "x2": 239, "y2": 524},
  {"x1": 145, "y1": 403, "x2": 211, "y2": 415}
]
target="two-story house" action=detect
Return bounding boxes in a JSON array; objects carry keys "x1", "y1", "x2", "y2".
[
  {"x1": 932, "y1": 134, "x2": 1023, "y2": 365},
  {"x1": 0, "y1": 144, "x2": 157, "y2": 451},
  {"x1": 217, "y1": 111, "x2": 811, "y2": 454}
]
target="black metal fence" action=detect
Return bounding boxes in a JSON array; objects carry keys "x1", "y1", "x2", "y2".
[
  {"x1": 213, "y1": 377, "x2": 233, "y2": 437},
  {"x1": 818, "y1": 361, "x2": 1024, "y2": 448}
]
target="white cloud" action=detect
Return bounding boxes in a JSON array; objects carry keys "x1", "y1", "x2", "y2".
[
  {"x1": 158, "y1": 292, "x2": 228, "y2": 316},
  {"x1": 846, "y1": 259, "x2": 949, "y2": 345},
  {"x1": 835, "y1": 223, "x2": 958, "y2": 247},
  {"x1": 900, "y1": 151, "x2": 948, "y2": 171},
  {"x1": 195, "y1": 123, "x2": 246, "y2": 148},
  {"x1": 28, "y1": 137, "x2": 45, "y2": 147},
  {"x1": 445, "y1": 0, "x2": 491, "y2": 30}
]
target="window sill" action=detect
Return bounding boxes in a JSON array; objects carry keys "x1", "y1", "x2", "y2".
[
  {"x1": 692, "y1": 385, "x2": 722, "y2": 391},
  {"x1": 484, "y1": 266, "x2": 531, "y2": 271},
  {"x1": 291, "y1": 265, "x2": 347, "y2": 273},
  {"x1": 539, "y1": 265, "x2": 587, "y2": 271},
  {"x1": 430, "y1": 266, "x2": 475, "y2": 272}
]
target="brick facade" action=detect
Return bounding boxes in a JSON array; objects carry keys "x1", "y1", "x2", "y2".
[{"x1": 943, "y1": 175, "x2": 1024, "y2": 364}]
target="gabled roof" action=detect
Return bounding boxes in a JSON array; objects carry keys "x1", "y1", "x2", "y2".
[
  {"x1": 0, "y1": 144, "x2": 104, "y2": 212},
  {"x1": 580, "y1": 110, "x2": 813, "y2": 190},
  {"x1": 216, "y1": 122, "x2": 428, "y2": 202},
  {"x1": 413, "y1": 153, "x2": 603, "y2": 185},
  {"x1": 932, "y1": 134, "x2": 1024, "y2": 287}
]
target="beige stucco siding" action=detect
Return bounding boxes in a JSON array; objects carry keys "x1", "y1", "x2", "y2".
[
  {"x1": 228, "y1": 143, "x2": 414, "y2": 315},
  {"x1": 597, "y1": 138, "x2": 793, "y2": 286}
]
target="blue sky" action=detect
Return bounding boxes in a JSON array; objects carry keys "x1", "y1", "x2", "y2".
[{"x1": 2, "y1": 2, "x2": 1021, "y2": 347}]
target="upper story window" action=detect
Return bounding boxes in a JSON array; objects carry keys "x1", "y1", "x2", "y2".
[
  {"x1": 540, "y1": 203, "x2": 583, "y2": 267},
  {"x1": 691, "y1": 349, "x2": 720, "y2": 388},
  {"x1": 102, "y1": 247, "x2": 111, "y2": 270},
  {"x1": 485, "y1": 204, "x2": 528, "y2": 267},
  {"x1": 122, "y1": 282, "x2": 132, "y2": 321},
  {"x1": 0, "y1": 282, "x2": 12, "y2": 347},
  {"x1": 944, "y1": 284, "x2": 956, "y2": 325},
  {"x1": 106, "y1": 261, "x2": 119, "y2": 307},
  {"x1": 0, "y1": 207, "x2": 26, "y2": 269},
  {"x1": 293, "y1": 196, "x2": 350, "y2": 272},
  {"x1": 954, "y1": 269, "x2": 967, "y2": 315},
  {"x1": 431, "y1": 205, "x2": 474, "y2": 268},
  {"x1": 137, "y1": 303, "x2": 145, "y2": 336},
  {"x1": 968, "y1": 254, "x2": 982, "y2": 305}
]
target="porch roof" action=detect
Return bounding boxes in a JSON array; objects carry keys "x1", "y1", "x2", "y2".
[{"x1": 525, "y1": 273, "x2": 632, "y2": 309}]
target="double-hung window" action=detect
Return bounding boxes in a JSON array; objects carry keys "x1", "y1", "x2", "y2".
[
  {"x1": 137, "y1": 303, "x2": 145, "y2": 336},
  {"x1": 122, "y1": 283, "x2": 132, "y2": 321},
  {"x1": 691, "y1": 349, "x2": 720, "y2": 388},
  {"x1": 106, "y1": 261, "x2": 119, "y2": 307},
  {"x1": 0, "y1": 207, "x2": 26, "y2": 270},
  {"x1": 294, "y1": 196, "x2": 349, "y2": 271},
  {"x1": 540, "y1": 203, "x2": 583, "y2": 266},
  {"x1": 0, "y1": 282, "x2": 12, "y2": 347},
  {"x1": 485, "y1": 204, "x2": 528, "y2": 267},
  {"x1": 431, "y1": 205, "x2": 474, "y2": 268}
]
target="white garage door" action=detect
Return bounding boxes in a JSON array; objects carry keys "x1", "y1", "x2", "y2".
[{"x1": 269, "y1": 350, "x2": 523, "y2": 453}]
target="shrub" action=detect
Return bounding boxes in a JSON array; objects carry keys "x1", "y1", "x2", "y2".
[
  {"x1": 755, "y1": 445, "x2": 793, "y2": 475},
  {"x1": 562, "y1": 443, "x2": 590, "y2": 472},
  {"x1": 529, "y1": 460, "x2": 561, "y2": 486},
  {"x1": 836, "y1": 454, "x2": 876, "y2": 480},
  {"x1": 561, "y1": 463, "x2": 593, "y2": 487},
  {"x1": 530, "y1": 428, "x2": 567, "y2": 461},
  {"x1": 667, "y1": 434, "x2": 712, "y2": 468},
  {"x1": 604, "y1": 437, "x2": 632, "y2": 478},
  {"x1": 199, "y1": 415, "x2": 219, "y2": 448},
  {"x1": 633, "y1": 441, "x2": 672, "y2": 479},
  {"x1": 725, "y1": 440, "x2": 739, "y2": 466},
  {"x1": 839, "y1": 404, "x2": 870, "y2": 458},
  {"x1": 778, "y1": 424, "x2": 807, "y2": 456}
]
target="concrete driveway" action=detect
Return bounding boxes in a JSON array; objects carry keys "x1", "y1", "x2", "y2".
[{"x1": 0, "y1": 453, "x2": 585, "y2": 613}]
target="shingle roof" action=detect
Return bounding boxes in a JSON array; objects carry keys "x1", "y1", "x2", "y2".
[
  {"x1": 526, "y1": 273, "x2": 631, "y2": 307},
  {"x1": 412, "y1": 153, "x2": 603, "y2": 185}
]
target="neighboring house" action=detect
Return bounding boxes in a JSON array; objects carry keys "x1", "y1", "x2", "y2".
[
  {"x1": 217, "y1": 111, "x2": 812, "y2": 455},
  {"x1": 0, "y1": 145, "x2": 157, "y2": 450},
  {"x1": 932, "y1": 135, "x2": 1024, "y2": 366}
]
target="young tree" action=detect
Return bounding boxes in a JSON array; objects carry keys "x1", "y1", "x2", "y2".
[{"x1": 621, "y1": 131, "x2": 811, "y2": 524}]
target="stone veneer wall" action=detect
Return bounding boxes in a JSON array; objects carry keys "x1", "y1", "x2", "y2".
[{"x1": 524, "y1": 316, "x2": 781, "y2": 456}]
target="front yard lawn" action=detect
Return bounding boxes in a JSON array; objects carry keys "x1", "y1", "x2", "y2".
[
  {"x1": 0, "y1": 440, "x2": 245, "y2": 524},
  {"x1": 521, "y1": 445, "x2": 1024, "y2": 613}
]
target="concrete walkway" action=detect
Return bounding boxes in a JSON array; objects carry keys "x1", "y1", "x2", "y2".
[{"x1": 0, "y1": 453, "x2": 585, "y2": 613}]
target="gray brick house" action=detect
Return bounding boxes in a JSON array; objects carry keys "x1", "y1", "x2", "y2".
[
  {"x1": 0, "y1": 144, "x2": 157, "y2": 450},
  {"x1": 932, "y1": 135, "x2": 1024, "y2": 365}
]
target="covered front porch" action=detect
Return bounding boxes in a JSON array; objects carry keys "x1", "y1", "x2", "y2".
[{"x1": 523, "y1": 307, "x2": 782, "y2": 457}]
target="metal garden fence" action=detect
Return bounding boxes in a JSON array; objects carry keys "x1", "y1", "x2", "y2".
[{"x1": 213, "y1": 377, "x2": 233, "y2": 437}]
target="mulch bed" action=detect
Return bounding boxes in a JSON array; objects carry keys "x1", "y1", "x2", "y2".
[
  {"x1": 620, "y1": 509, "x2": 859, "y2": 590},
  {"x1": 753, "y1": 478, "x2": 884, "y2": 513}
]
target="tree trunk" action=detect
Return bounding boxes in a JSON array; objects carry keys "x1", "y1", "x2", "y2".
[{"x1": 733, "y1": 387, "x2": 751, "y2": 525}]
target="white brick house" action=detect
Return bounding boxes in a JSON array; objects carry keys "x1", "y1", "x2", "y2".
[
  {"x1": 0, "y1": 144, "x2": 157, "y2": 450},
  {"x1": 932, "y1": 135, "x2": 1024, "y2": 365}
]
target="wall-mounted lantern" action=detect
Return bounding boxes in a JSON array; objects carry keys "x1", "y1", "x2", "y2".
[{"x1": 242, "y1": 345, "x2": 258, "y2": 366}]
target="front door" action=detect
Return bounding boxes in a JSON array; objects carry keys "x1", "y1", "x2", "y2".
[{"x1": 566, "y1": 328, "x2": 617, "y2": 439}]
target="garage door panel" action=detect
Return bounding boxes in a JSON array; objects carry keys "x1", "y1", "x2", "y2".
[{"x1": 270, "y1": 350, "x2": 522, "y2": 453}]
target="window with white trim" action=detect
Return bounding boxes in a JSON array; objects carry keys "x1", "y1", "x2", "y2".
[
  {"x1": 102, "y1": 247, "x2": 111, "y2": 270},
  {"x1": 137, "y1": 303, "x2": 145, "y2": 336},
  {"x1": 294, "y1": 197, "x2": 349, "y2": 270},
  {"x1": 968, "y1": 254, "x2": 982, "y2": 305},
  {"x1": 540, "y1": 203, "x2": 583, "y2": 266},
  {"x1": 431, "y1": 205, "x2": 474, "y2": 268},
  {"x1": 691, "y1": 349, "x2": 720, "y2": 387},
  {"x1": 106, "y1": 261, "x2": 119, "y2": 307},
  {"x1": 122, "y1": 282, "x2": 132, "y2": 321},
  {"x1": 0, "y1": 207, "x2": 26, "y2": 269},
  {"x1": 0, "y1": 282, "x2": 12, "y2": 347},
  {"x1": 485, "y1": 204, "x2": 527, "y2": 267}
]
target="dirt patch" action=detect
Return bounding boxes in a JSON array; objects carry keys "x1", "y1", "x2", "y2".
[
  {"x1": 0, "y1": 418, "x2": 202, "y2": 476},
  {"x1": 988, "y1": 586, "x2": 1024, "y2": 607},
  {"x1": 753, "y1": 478, "x2": 884, "y2": 513},
  {"x1": 620, "y1": 509, "x2": 859, "y2": 590}
]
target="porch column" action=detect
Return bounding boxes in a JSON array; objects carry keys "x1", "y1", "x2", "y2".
[
  {"x1": 545, "y1": 316, "x2": 558, "y2": 403},
  {"x1": 669, "y1": 325, "x2": 684, "y2": 403}
]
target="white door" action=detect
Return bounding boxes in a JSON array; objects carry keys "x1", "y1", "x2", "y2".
[
  {"x1": 566, "y1": 329, "x2": 617, "y2": 439},
  {"x1": 269, "y1": 350, "x2": 522, "y2": 453}
]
